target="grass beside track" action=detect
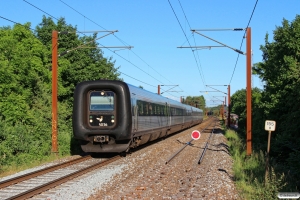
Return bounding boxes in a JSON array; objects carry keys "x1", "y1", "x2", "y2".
[
  {"x1": 222, "y1": 121, "x2": 287, "y2": 199},
  {"x1": 0, "y1": 154, "x2": 71, "y2": 178}
]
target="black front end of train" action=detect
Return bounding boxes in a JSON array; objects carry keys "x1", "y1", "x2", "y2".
[{"x1": 72, "y1": 80, "x2": 132, "y2": 153}]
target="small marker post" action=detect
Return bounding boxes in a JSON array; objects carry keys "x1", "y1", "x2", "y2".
[{"x1": 264, "y1": 120, "x2": 276, "y2": 184}]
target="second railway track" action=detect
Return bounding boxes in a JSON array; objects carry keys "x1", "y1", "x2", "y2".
[
  {"x1": 0, "y1": 155, "x2": 121, "y2": 200},
  {"x1": 0, "y1": 117, "x2": 220, "y2": 199}
]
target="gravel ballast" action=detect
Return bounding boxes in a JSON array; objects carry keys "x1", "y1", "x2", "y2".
[
  {"x1": 0, "y1": 119, "x2": 240, "y2": 199},
  {"x1": 88, "y1": 119, "x2": 240, "y2": 199}
]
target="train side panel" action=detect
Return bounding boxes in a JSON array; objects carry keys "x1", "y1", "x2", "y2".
[{"x1": 127, "y1": 84, "x2": 203, "y2": 147}]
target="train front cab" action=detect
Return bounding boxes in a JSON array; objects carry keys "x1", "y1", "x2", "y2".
[{"x1": 72, "y1": 80, "x2": 132, "y2": 153}]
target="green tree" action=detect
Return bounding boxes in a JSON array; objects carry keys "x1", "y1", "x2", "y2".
[
  {"x1": 35, "y1": 16, "x2": 122, "y2": 104},
  {"x1": 34, "y1": 16, "x2": 123, "y2": 155},
  {"x1": 0, "y1": 23, "x2": 53, "y2": 169},
  {"x1": 0, "y1": 16, "x2": 124, "y2": 170},
  {"x1": 230, "y1": 87, "x2": 262, "y2": 136},
  {"x1": 183, "y1": 95, "x2": 206, "y2": 110},
  {"x1": 253, "y1": 15, "x2": 300, "y2": 188},
  {"x1": 0, "y1": 23, "x2": 50, "y2": 124}
]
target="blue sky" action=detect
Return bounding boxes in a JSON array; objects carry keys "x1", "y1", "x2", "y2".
[{"x1": 1, "y1": 0, "x2": 299, "y2": 107}]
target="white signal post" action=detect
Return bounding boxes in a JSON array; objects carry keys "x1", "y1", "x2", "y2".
[
  {"x1": 265, "y1": 120, "x2": 276, "y2": 153},
  {"x1": 264, "y1": 120, "x2": 276, "y2": 182},
  {"x1": 191, "y1": 130, "x2": 201, "y2": 140}
]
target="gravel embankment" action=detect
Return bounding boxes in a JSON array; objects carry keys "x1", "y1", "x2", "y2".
[
  {"x1": 0, "y1": 119, "x2": 240, "y2": 199},
  {"x1": 88, "y1": 120, "x2": 240, "y2": 199}
]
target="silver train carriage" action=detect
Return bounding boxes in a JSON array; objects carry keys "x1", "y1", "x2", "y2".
[{"x1": 72, "y1": 80, "x2": 204, "y2": 153}]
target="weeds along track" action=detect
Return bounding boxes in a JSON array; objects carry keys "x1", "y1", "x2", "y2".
[{"x1": 0, "y1": 155, "x2": 121, "y2": 200}]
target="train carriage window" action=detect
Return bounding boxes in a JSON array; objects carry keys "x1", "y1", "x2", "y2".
[
  {"x1": 144, "y1": 103, "x2": 148, "y2": 115},
  {"x1": 164, "y1": 104, "x2": 169, "y2": 116},
  {"x1": 137, "y1": 100, "x2": 158, "y2": 116},
  {"x1": 137, "y1": 100, "x2": 143, "y2": 115},
  {"x1": 148, "y1": 103, "x2": 153, "y2": 116},
  {"x1": 131, "y1": 98, "x2": 134, "y2": 116},
  {"x1": 161, "y1": 105, "x2": 164, "y2": 116}
]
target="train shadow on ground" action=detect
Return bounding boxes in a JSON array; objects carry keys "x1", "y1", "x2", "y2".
[{"x1": 89, "y1": 152, "x2": 120, "y2": 159}]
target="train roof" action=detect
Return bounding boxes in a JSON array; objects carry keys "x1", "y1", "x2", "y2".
[{"x1": 126, "y1": 83, "x2": 203, "y2": 112}]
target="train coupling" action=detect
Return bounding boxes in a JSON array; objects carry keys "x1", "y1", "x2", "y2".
[{"x1": 93, "y1": 135, "x2": 109, "y2": 143}]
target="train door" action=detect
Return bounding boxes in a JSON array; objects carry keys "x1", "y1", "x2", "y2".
[
  {"x1": 183, "y1": 108, "x2": 186, "y2": 124},
  {"x1": 166, "y1": 102, "x2": 171, "y2": 127},
  {"x1": 131, "y1": 97, "x2": 138, "y2": 132}
]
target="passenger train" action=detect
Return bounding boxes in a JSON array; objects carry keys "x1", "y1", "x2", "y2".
[{"x1": 72, "y1": 80, "x2": 203, "y2": 153}]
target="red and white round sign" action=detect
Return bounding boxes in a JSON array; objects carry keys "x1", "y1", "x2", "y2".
[{"x1": 191, "y1": 130, "x2": 201, "y2": 140}]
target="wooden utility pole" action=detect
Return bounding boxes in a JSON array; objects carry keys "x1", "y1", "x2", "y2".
[
  {"x1": 50, "y1": 30, "x2": 129, "y2": 155},
  {"x1": 52, "y1": 30, "x2": 58, "y2": 154},
  {"x1": 246, "y1": 27, "x2": 252, "y2": 156},
  {"x1": 158, "y1": 85, "x2": 160, "y2": 95}
]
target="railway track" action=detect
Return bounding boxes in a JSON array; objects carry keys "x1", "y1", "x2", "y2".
[
  {"x1": 89, "y1": 117, "x2": 227, "y2": 199},
  {"x1": 165, "y1": 117, "x2": 217, "y2": 164},
  {"x1": 0, "y1": 117, "x2": 214, "y2": 199},
  {"x1": 0, "y1": 155, "x2": 121, "y2": 200}
]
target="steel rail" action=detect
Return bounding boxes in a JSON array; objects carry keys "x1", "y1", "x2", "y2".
[
  {"x1": 198, "y1": 120, "x2": 217, "y2": 164},
  {"x1": 165, "y1": 139, "x2": 193, "y2": 164},
  {"x1": 6, "y1": 155, "x2": 121, "y2": 200},
  {"x1": 165, "y1": 117, "x2": 215, "y2": 164},
  {"x1": 0, "y1": 155, "x2": 92, "y2": 189}
]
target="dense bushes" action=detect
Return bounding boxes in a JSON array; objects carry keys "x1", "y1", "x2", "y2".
[
  {"x1": 0, "y1": 17, "x2": 121, "y2": 173},
  {"x1": 231, "y1": 15, "x2": 300, "y2": 190}
]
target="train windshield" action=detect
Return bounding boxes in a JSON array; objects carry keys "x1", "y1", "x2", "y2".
[{"x1": 90, "y1": 91, "x2": 114, "y2": 111}]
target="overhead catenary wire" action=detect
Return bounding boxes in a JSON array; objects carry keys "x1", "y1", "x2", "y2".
[
  {"x1": 4, "y1": 1, "x2": 196, "y2": 100},
  {"x1": 23, "y1": 0, "x2": 59, "y2": 21},
  {"x1": 228, "y1": 0, "x2": 258, "y2": 85},
  {"x1": 168, "y1": 0, "x2": 206, "y2": 88},
  {"x1": 21, "y1": 0, "x2": 171, "y2": 92},
  {"x1": 58, "y1": 0, "x2": 190, "y2": 99},
  {"x1": 97, "y1": 43, "x2": 165, "y2": 85},
  {"x1": 175, "y1": 0, "x2": 213, "y2": 106},
  {"x1": 177, "y1": 0, "x2": 207, "y2": 86},
  {"x1": 0, "y1": 14, "x2": 180, "y2": 98},
  {"x1": 0, "y1": 15, "x2": 35, "y2": 32},
  {"x1": 119, "y1": 71, "x2": 156, "y2": 88},
  {"x1": 59, "y1": 0, "x2": 176, "y2": 87}
]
